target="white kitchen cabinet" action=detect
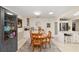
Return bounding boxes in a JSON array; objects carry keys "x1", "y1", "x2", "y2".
[{"x1": 71, "y1": 32, "x2": 79, "y2": 43}]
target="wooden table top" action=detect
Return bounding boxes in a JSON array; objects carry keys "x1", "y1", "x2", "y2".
[{"x1": 32, "y1": 33, "x2": 48, "y2": 39}]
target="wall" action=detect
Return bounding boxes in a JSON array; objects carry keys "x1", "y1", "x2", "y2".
[
  {"x1": 17, "y1": 16, "x2": 27, "y2": 50},
  {"x1": 30, "y1": 17, "x2": 57, "y2": 36},
  {"x1": 52, "y1": 18, "x2": 64, "y2": 51}
]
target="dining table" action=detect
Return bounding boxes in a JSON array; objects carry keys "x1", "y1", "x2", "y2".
[{"x1": 31, "y1": 32, "x2": 48, "y2": 49}]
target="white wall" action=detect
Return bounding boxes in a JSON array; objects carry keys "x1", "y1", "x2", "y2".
[
  {"x1": 30, "y1": 17, "x2": 57, "y2": 36},
  {"x1": 17, "y1": 16, "x2": 27, "y2": 50}
]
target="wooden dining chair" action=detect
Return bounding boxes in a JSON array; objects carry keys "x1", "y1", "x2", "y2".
[
  {"x1": 30, "y1": 30, "x2": 32, "y2": 46},
  {"x1": 31, "y1": 34, "x2": 42, "y2": 51},
  {"x1": 47, "y1": 31, "x2": 52, "y2": 48},
  {"x1": 41, "y1": 35, "x2": 47, "y2": 48}
]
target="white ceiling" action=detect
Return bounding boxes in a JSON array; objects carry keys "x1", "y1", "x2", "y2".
[{"x1": 4, "y1": 6, "x2": 79, "y2": 18}]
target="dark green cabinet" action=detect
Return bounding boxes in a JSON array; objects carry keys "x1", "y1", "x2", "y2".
[{"x1": 0, "y1": 7, "x2": 17, "y2": 52}]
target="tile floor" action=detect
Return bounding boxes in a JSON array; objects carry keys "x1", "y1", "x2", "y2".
[
  {"x1": 17, "y1": 37, "x2": 79, "y2": 52},
  {"x1": 18, "y1": 40, "x2": 61, "y2": 52},
  {"x1": 63, "y1": 43, "x2": 79, "y2": 52}
]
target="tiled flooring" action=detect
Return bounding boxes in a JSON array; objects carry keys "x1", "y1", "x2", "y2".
[
  {"x1": 18, "y1": 41, "x2": 61, "y2": 52},
  {"x1": 63, "y1": 43, "x2": 79, "y2": 52}
]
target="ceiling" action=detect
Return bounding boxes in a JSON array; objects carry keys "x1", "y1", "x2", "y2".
[{"x1": 4, "y1": 6, "x2": 79, "y2": 18}]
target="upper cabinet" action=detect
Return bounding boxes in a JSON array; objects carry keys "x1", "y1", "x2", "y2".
[
  {"x1": 59, "y1": 18, "x2": 70, "y2": 31},
  {"x1": 59, "y1": 18, "x2": 79, "y2": 32}
]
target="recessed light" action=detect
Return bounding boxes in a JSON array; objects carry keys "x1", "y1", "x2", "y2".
[
  {"x1": 49, "y1": 12, "x2": 54, "y2": 15},
  {"x1": 6, "y1": 12, "x2": 13, "y2": 15},
  {"x1": 73, "y1": 11, "x2": 79, "y2": 16},
  {"x1": 33, "y1": 11, "x2": 41, "y2": 16}
]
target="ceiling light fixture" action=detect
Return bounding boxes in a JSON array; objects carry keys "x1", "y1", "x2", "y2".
[
  {"x1": 49, "y1": 12, "x2": 54, "y2": 15},
  {"x1": 6, "y1": 12, "x2": 13, "y2": 15},
  {"x1": 73, "y1": 11, "x2": 79, "y2": 16},
  {"x1": 34, "y1": 11, "x2": 41, "y2": 16}
]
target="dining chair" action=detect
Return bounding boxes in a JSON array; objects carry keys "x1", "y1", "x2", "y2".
[
  {"x1": 47, "y1": 31, "x2": 52, "y2": 48},
  {"x1": 31, "y1": 34, "x2": 42, "y2": 51},
  {"x1": 41, "y1": 34, "x2": 47, "y2": 48},
  {"x1": 30, "y1": 30, "x2": 33, "y2": 46}
]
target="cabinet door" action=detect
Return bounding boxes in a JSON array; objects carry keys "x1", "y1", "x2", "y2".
[
  {"x1": 76, "y1": 32, "x2": 79, "y2": 43},
  {"x1": 72, "y1": 32, "x2": 79, "y2": 43},
  {"x1": 0, "y1": 7, "x2": 5, "y2": 51},
  {"x1": 72, "y1": 33, "x2": 76, "y2": 43},
  {"x1": 0, "y1": 7, "x2": 1, "y2": 51},
  {"x1": 3, "y1": 12, "x2": 17, "y2": 52},
  {"x1": 0, "y1": 7, "x2": 17, "y2": 52}
]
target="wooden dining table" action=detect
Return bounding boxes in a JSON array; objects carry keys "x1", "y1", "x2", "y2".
[
  {"x1": 31, "y1": 33, "x2": 48, "y2": 50},
  {"x1": 32, "y1": 33, "x2": 48, "y2": 39}
]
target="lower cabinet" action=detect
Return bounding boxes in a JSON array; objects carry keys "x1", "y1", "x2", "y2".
[{"x1": 72, "y1": 32, "x2": 79, "y2": 43}]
